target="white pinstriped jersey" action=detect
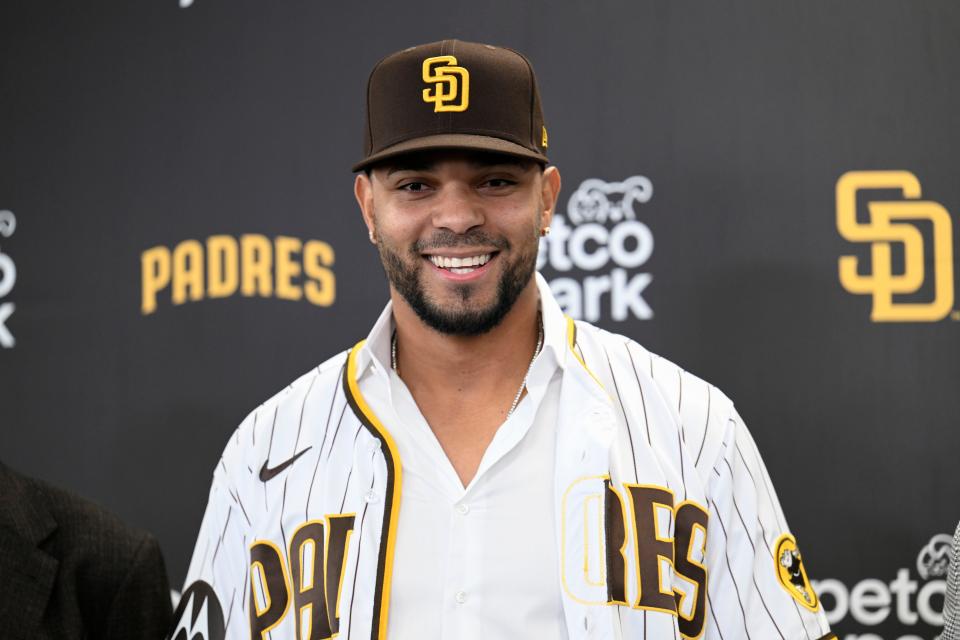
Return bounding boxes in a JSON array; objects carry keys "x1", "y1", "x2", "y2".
[{"x1": 170, "y1": 275, "x2": 835, "y2": 640}]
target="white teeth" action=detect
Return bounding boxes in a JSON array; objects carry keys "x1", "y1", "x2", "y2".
[
  {"x1": 428, "y1": 253, "x2": 492, "y2": 269},
  {"x1": 450, "y1": 267, "x2": 475, "y2": 274}
]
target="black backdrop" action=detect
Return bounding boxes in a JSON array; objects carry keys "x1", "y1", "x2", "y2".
[{"x1": 2, "y1": 2, "x2": 959, "y2": 637}]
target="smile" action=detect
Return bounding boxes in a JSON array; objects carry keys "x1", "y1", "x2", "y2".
[{"x1": 427, "y1": 253, "x2": 494, "y2": 275}]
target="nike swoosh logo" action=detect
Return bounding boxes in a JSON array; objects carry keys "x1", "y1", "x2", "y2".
[{"x1": 259, "y1": 447, "x2": 312, "y2": 482}]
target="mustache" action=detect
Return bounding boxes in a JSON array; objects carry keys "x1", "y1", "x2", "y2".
[{"x1": 411, "y1": 230, "x2": 510, "y2": 253}]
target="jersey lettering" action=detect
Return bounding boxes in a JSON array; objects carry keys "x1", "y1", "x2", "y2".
[
  {"x1": 674, "y1": 501, "x2": 709, "y2": 639},
  {"x1": 625, "y1": 484, "x2": 677, "y2": 613},
  {"x1": 604, "y1": 480, "x2": 629, "y2": 605},
  {"x1": 250, "y1": 541, "x2": 291, "y2": 639},
  {"x1": 566, "y1": 479, "x2": 709, "y2": 619},
  {"x1": 289, "y1": 515, "x2": 356, "y2": 640},
  {"x1": 249, "y1": 514, "x2": 355, "y2": 639}
]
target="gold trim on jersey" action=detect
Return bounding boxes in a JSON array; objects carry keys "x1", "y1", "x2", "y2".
[
  {"x1": 565, "y1": 316, "x2": 608, "y2": 393},
  {"x1": 344, "y1": 341, "x2": 404, "y2": 640},
  {"x1": 561, "y1": 474, "x2": 613, "y2": 605}
]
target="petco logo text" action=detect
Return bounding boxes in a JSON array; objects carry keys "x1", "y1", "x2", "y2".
[
  {"x1": 538, "y1": 176, "x2": 654, "y2": 322},
  {"x1": 0, "y1": 210, "x2": 16, "y2": 348},
  {"x1": 810, "y1": 533, "x2": 949, "y2": 639}
]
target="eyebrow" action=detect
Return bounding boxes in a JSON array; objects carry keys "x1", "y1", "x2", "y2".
[
  {"x1": 385, "y1": 158, "x2": 528, "y2": 177},
  {"x1": 386, "y1": 163, "x2": 434, "y2": 177}
]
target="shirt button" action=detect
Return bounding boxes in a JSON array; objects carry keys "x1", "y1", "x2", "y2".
[
  {"x1": 454, "y1": 590, "x2": 467, "y2": 604},
  {"x1": 364, "y1": 490, "x2": 377, "y2": 503},
  {"x1": 455, "y1": 503, "x2": 469, "y2": 516}
]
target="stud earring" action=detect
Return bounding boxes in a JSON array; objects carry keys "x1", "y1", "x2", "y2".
[{"x1": 541, "y1": 226, "x2": 551, "y2": 237}]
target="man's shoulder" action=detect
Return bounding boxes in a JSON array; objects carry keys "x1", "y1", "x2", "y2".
[
  {"x1": 572, "y1": 320, "x2": 732, "y2": 404},
  {"x1": 3, "y1": 467, "x2": 151, "y2": 555},
  {"x1": 1, "y1": 465, "x2": 165, "y2": 586},
  {"x1": 0, "y1": 465, "x2": 173, "y2": 637},
  {"x1": 216, "y1": 349, "x2": 351, "y2": 473},
  {"x1": 571, "y1": 320, "x2": 736, "y2": 470},
  {"x1": 254, "y1": 349, "x2": 350, "y2": 422}
]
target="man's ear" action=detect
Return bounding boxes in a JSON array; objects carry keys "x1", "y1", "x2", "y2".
[
  {"x1": 354, "y1": 173, "x2": 377, "y2": 245},
  {"x1": 540, "y1": 166, "x2": 562, "y2": 231}
]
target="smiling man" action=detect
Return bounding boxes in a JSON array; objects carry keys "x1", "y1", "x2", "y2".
[{"x1": 172, "y1": 40, "x2": 836, "y2": 640}]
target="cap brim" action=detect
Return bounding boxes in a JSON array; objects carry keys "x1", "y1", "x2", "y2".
[{"x1": 351, "y1": 133, "x2": 549, "y2": 172}]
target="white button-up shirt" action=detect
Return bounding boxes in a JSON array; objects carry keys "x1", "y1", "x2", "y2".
[{"x1": 354, "y1": 275, "x2": 570, "y2": 640}]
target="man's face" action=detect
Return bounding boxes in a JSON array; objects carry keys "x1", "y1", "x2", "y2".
[{"x1": 356, "y1": 150, "x2": 560, "y2": 336}]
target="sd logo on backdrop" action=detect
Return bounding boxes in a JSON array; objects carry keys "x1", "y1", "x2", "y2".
[{"x1": 836, "y1": 171, "x2": 956, "y2": 323}]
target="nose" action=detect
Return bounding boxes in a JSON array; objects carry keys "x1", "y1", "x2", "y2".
[{"x1": 430, "y1": 183, "x2": 484, "y2": 235}]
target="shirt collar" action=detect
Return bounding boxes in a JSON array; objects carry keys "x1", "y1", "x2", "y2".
[
  {"x1": 533, "y1": 270, "x2": 569, "y2": 374},
  {"x1": 356, "y1": 299, "x2": 395, "y2": 378},
  {"x1": 356, "y1": 270, "x2": 570, "y2": 379}
]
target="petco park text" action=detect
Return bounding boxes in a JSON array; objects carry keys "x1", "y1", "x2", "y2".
[
  {"x1": 538, "y1": 176, "x2": 655, "y2": 322},
  {"x1": 811, "y1": 533, "x2": 950, "y2": 639}
]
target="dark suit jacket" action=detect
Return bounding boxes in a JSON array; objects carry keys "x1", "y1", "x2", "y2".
[{"x1": 0, "y1": 463, "x2": 173, "y2": 639}]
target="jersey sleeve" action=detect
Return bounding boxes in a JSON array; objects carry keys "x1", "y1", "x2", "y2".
[
  {"x1": 702, "y1": 407, "x2": 835, "y2": 640},
  {"x1": 169, "y1": 458, "x2": 250, "y2": 640}
]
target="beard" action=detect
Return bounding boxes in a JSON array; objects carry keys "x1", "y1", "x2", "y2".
[{"x1": 376, "y1": 226, "x2": 539, "y2": 336}]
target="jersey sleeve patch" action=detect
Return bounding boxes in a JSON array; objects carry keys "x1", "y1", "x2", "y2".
[
  {"x1": 168, "y1": 580, "x2": 226, "y2": 640},
  {"x1": 773, "y1": 533, "x2": 820, "y2": 612}
]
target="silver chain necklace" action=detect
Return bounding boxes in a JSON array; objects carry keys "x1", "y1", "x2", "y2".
[{"x1": 391, "y1": 314, "x2": 544, "y2": 419}]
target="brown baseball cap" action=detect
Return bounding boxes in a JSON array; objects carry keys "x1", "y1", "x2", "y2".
[{"x1": 352, "y1": 39, "x2": 549, "y2": 172}]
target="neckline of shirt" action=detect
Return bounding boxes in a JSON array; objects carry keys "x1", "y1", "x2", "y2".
[
  {"x1": 384, "y1": 359, "x2": 561, "y2": 497},
  {"x1": 357, "y1": 271, "x2": 569, "y2": 381}
]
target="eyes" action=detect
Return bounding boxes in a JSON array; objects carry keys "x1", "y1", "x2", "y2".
[
  {"x1": 398, "y1": 181, "x2": 429, "y2": 193},
  {"x1": 483, "y1": 178, "x2": 517, "y2": 189}
]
